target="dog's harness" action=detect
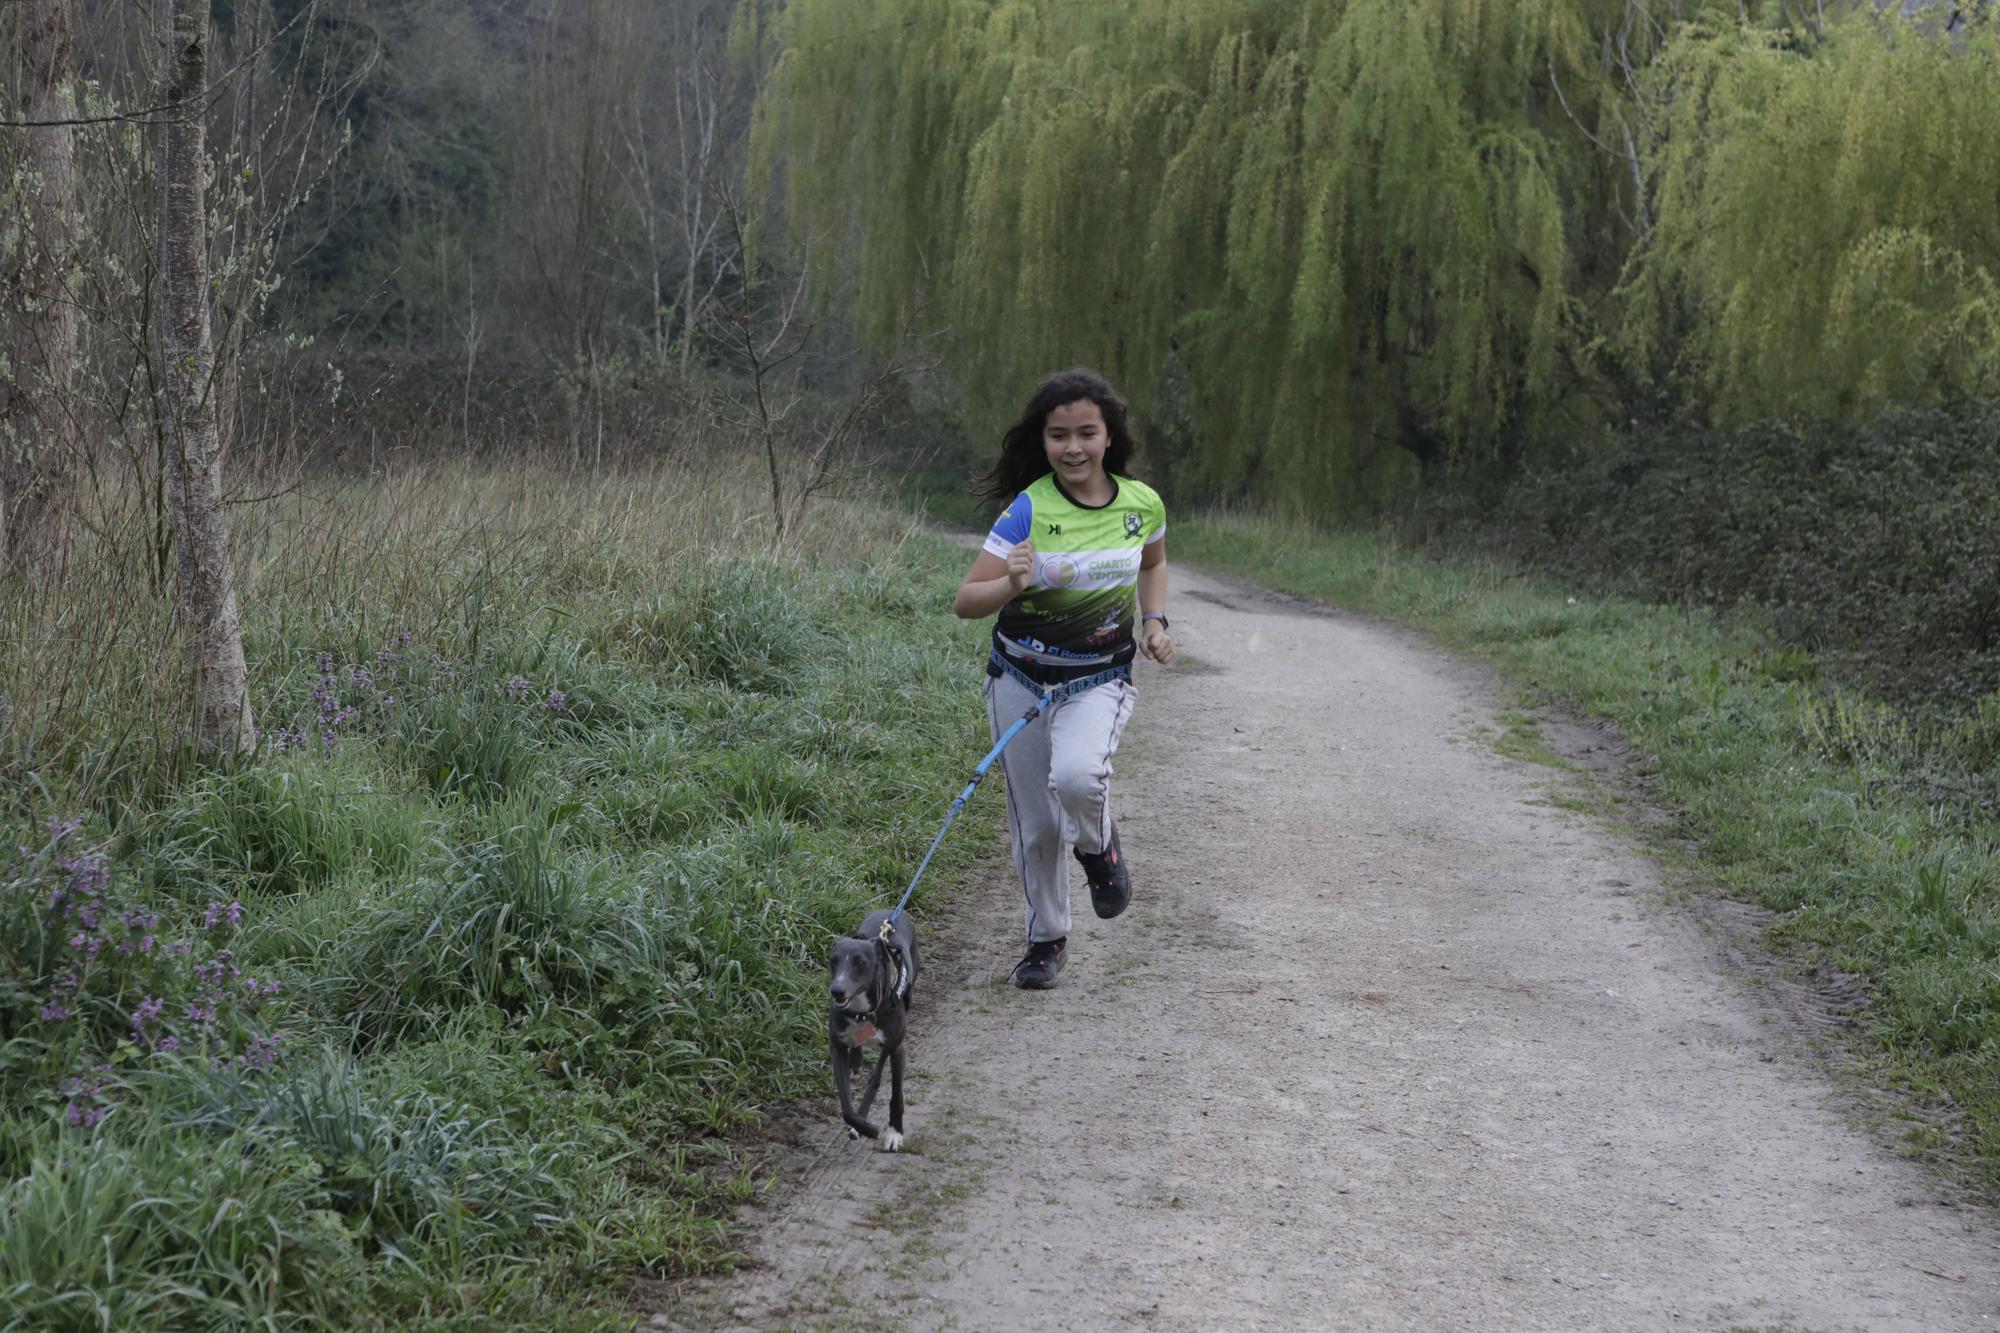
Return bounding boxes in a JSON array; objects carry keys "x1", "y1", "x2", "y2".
[{"x1": 876, "y1": 919, "x2": 914, "y2": 1007}]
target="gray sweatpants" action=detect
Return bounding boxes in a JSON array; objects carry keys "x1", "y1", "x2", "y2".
[{"x1": 986, "y1": 669, "x2": 1138, "y2": 944}]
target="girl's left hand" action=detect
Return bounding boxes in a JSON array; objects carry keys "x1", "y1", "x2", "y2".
[{"x1": 1140, "y1": 622, "x2": 1174, "y2": 665}]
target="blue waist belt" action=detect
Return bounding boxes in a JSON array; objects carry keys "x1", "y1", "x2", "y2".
[{"x1": 988, "y1": 650, "x2": 1131, "y2": 703}]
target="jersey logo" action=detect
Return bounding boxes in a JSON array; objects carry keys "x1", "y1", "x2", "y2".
[
  {"x1": 1124, "y1": 512, "x2": 1143, "y2": 537},
  {"x1": 1046, "y1": 522, "x2": 1062, "y2": 535}
]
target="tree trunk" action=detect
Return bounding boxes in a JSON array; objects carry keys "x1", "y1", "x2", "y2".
[
  {"x1": 1, "y1": 0, "x2": 81, "y2": 577},
  {"x1": 158, "y1": 0, "x2": 254, "y2": 752}
]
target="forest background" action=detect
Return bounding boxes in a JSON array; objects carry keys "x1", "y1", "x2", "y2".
[{"x1": 2, "y1": 0, "x2": 1998, "y2": 1327}]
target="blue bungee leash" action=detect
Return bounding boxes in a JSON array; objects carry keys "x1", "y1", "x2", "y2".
[{"x1": 884, "y1": 658, "x2": 1130, "y2": 928}]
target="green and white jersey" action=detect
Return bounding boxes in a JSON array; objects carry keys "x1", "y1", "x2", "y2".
[{"x1": 983, "y1": 473, "x2": 1166, "y2": 677}]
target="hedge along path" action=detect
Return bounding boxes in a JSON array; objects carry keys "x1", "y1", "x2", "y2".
[{"x1": 649, "y1": 563, "x2": 2000, "y2": 1332}]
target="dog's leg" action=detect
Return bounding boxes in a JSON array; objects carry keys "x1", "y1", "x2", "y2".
[
  {"x1": 881, "y1": 1043, "x2": 907, "y2": 1152},
  {"x1": 855, "y1": 1048, "x2": 887, "y2": 1120},
  {"x1": 833, "y1": 1036, "x2": 877, "y2": 1140}
]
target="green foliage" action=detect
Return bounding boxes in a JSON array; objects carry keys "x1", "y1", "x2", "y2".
[
  {"x1": 0, "y1": 463, "x2": 996, "y2": 1323},
  {"x1": 0, "y1": 824, "x2": 286, "y2": 1134},
  {"x1": 153, "y1": 752, "x2": 425, "y2": 895},
  {"x1": 605, "y1": 556, "x2": 831, "y2": 692},
  {"x1": 396, "y1": 686, "x2": 546, "y2": 800},
  {"x1": 0, "y1": 1123, "x2": 362, "y2": 1331},
  {"x1": 1617, "y1": 17, "x2": 2000, "y2": 420},
  {"x1": 163, "y1": 1049, "x2": 573, "y2": 1254},
  {"x1": 756, "y1": 0, "x2": 1621, "y2": 508},
  {"x1": 1401, "y1": 402, "x2": 2000, "y2": 704},
  {"x1": 757, "y1": 2, "x2": 2000, "y2": 502}
]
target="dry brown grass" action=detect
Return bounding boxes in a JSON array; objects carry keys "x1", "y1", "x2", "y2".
[{"x1": 1, "y1": 450, "x2": 920, "y2": 814}]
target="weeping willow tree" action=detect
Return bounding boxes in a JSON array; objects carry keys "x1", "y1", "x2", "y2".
[
  {"x1": 1617, "y1": 15, "x2": 2000, "y2": 423},
  {"x1": 750, "y1": 1, "x2": 2000, "y2": 509},
  {"x1": 750, "y1": 0, "x2": 1624, "y2": 509}
]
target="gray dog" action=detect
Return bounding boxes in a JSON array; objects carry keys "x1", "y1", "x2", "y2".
[{"x1": 828, "y1": 908, "x2": 918, "y2": 1151}]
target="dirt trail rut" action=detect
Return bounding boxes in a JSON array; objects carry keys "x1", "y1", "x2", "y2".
[{"x1": 651, "y1": 565, "x2": 2000, "y2": 1332}]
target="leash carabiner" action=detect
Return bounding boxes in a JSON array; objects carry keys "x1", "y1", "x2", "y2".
[{"x1": 886, "y1": 688, "x2": 1055, "y2": 927}]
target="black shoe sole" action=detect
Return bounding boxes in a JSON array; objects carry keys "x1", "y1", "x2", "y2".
[
  {"x1": 1012, "y1": 967, "x2": 1061, "y2": 990},
  {"x1": 1090, "y1": 886, "x2": 1130, "y2": 920}
]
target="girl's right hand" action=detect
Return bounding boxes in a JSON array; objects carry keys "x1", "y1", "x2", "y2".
[{"x1": 1006, "y1": 540, "x2": 1036, "y2": 593}]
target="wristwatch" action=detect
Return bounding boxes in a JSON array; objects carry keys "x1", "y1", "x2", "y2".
[{"x1": 1142, "y1": 612, "x2": 1170, "y2": 631}]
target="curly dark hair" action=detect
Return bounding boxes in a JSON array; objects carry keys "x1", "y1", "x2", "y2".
[{"x1": 975, "y1": 368, "x2": 1140, "y2": 504}]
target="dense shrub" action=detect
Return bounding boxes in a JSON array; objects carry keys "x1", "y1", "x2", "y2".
[{"x1": 1410, "y1": 402, "x2": 2000, "y2": 705}]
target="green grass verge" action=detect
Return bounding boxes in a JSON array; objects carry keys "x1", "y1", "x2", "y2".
[
  {"x1": 1176, "y1": 510, "x2": 2000, "y2": 1196},
  {"x1": 1, "y1": 464, "x2": 996, "y2": 1327}
]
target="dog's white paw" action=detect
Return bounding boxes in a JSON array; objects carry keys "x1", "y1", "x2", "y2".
[
  {"x1": 880, "y1": 1128, "x2": 904, "y2": 1153},
  {"x1": 847, "y1": 1125, "x2": 862, "y2": 1141}
]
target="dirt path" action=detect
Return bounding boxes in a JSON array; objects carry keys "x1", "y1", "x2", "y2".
[{"x1": 649, "y1": 565, "x2": 2000, "y2": 1332}]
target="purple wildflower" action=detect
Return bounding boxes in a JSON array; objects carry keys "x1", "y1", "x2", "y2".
[
  {"x1": 545, "y1": 689, "x2": 568, "y2": 713},
  {"x1": 38, "y1": 1001, "x2": 68, "y2": 1023},
  {"x1": 63, "y1": 854, "x2": 109, "y2": 901},
  {"x1": 157, "y1": 1034, "x2": 180, "y2": 1053},
  {"x1": 131, "y1": 996, "x2": 165, "y2": 1029},
  {"x1": 237, "y1": 1033, "x2": 281, "y2": 1072},
  {"x1": 185, "y1": 1001, "x2": 216, "y2": 1026},
  {"x1": 225, "y1": 900, "x2": 243, "y2": 928},
  {"x1": 316, "y1": 651, "x2": 335, "y2": 675},
  {"x1": 505, "y1": 675, "x2": 531, "y2": 702},
  {"x1": 65, "y1": 1101, "x2": 106, "y2": 1129}
]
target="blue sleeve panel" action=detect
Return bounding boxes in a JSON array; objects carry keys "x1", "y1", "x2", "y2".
[{"x1": 983, "y1": 492, "x2": 1033, "y2": 557}]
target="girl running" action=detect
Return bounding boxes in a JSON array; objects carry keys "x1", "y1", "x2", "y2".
[{"x1": 953, "y1": 369, "x2": 1172, "y2": 988}]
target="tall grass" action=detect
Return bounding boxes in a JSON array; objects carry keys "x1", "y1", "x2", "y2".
[{"x1": 0, "y1": 458, "x2": 993, "y2": 1325}]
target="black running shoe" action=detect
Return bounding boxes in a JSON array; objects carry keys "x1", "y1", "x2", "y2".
[
  {"x1": 1011, "y1": 937, "x2": 1066, "y2": 989},
  {"x1": 1075, "y1": 822, "x2": 1131, "y2": 919}
]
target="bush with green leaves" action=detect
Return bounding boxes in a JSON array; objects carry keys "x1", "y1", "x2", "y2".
[{"x1": 1406, "y1": 402, "x2": 2000, "y2": 708}]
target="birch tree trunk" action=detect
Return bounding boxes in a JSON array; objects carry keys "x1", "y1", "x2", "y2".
[
  {"x1": 158, "y1": 0, "x2": 254, "y2": 752},
  {"x1": 1, "y1": 0, "x2": 81, "y2": 576}
]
